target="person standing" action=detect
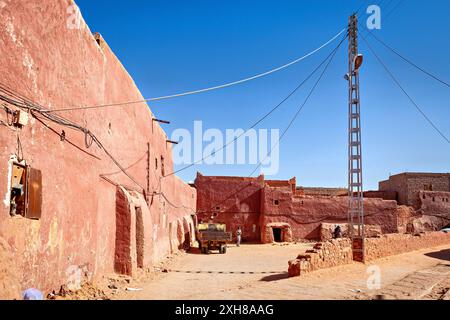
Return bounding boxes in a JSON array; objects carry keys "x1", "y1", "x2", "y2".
[
  {"x1": 236, "y1": 227, "x2": 242, "y2": 247},
  {"x1": 334, "y1": 225, "x2": 342, "y2": 239}
]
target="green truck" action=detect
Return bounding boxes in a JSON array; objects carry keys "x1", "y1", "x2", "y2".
[{"x1": 197, "y1": 223, "x2": 232, "y2": 254}]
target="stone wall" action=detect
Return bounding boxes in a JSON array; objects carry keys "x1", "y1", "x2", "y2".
[
  {"x1": 379, "y1": 174, "x2": 409, "y2": 205},
  {"x1": 288, "y1": 231, "x2": 450, "y2": 277},
  {"x1": 379, "y1": 173, "x2": 450, "y2": 208},
  {"x1": 319, "y1": 223, "x2": 382, "y2": 242},
  {"x1": 288, "y1": 239, "x2": 353, "y2": 277},
  {"x1": 365, "y1": 232, "x2": 450, "y2": 261}
]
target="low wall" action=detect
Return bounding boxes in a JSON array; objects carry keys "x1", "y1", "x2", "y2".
[
  {"x1": 319, "y1": 223, "x2": 382, "y2": 241},
  {"x1": 288, "y1": 231, "x2": 450, "y2": 277},
  {"x1": 364, "y1": 190, "x2": 397, "y2": 201},
  {"x1": 288, "y1": 239, "x2": 353, "y2": 277},
  {"x1": 365, "y1": 231, "x2": 450, "y2": 261}
]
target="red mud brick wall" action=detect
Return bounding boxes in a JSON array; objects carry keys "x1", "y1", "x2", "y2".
[
  {"x1": 262, "y1": 184, "x2": 400, "y2": 240},
  {"x1": 0, "y1": 0, "x2": 195, "y2": 294},
  {"x1": 195, "y1": 174, "x2": 264, "y2": 242},
  {"x1": 364, "y1": 190, "x2": 397, "y2": 201},
  {"x1": 365, "y1": 232, "x2": 450, "y2": 261},
  {"x1": 418, "y1": 191, "x2": 450, "y2": 220}
]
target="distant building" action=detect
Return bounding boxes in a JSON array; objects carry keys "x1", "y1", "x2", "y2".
[
  {"x1": 195, "y1": 173, "x2": 401, "y2": 243},
  {"x1": 379, "y1": 173, "x2": 450, "y2": 208}
]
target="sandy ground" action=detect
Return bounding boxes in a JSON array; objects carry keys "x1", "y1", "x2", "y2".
[{"x1": 107, "y1": 243, "x2": 450, "y2": 300}]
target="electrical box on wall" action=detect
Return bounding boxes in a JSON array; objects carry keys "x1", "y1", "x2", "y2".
[
  {"x1": 12, "y1": 110, "x2": 29, "y2": 127},
  {"x1": 9, "y1": 163, "x2": 42, "y2": 220}
]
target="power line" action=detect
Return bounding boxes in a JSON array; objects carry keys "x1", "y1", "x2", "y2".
[
  {"x1": 359, "y1": 32, "x2": 449, "y2": 144},
  {"x1": 199, "y1": 36, "x2": 344, "y2": 217},
  {"x1": 163, "y1": 34, "x2": 348, "y2": 178},
  {"x1": 0, "y1": 84, "x2": 148, "y2": 189},
  {"x1": 249, "y1": 32, "x2": 345, "y2": 177},
  {"x1": 41, "y1": 28, "x2": 346, "y2": 113},
  {"x1": 367, "y1": 32, "x2": 450, "y2": 88},
  {"x1": 358, "y1": 0, "x2": 406, "y2": 37},
  {"x1": 383, "y1": 0, "x2": 406, "y2": 22}
]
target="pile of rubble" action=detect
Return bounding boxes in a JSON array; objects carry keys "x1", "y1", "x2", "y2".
[{"x1": 47, "y1": 283, "x2": 109, "y2": 300}]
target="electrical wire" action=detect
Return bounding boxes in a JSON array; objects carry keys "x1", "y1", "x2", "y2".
[
  {"x1": 197, "y1": 35, "x2": 346, "y2": 217},
  {"x1": 41, "y1": 28, "x2": 347, "y2": 113},
  {"x1": 366, "y1": 32, "x2": 450, "y2": 88},
  {"x1": 0, "y1": 84, "x2": 148, "y2": 189},
  {"x1": 249, "y1": 33, "x2": 345, "y2": 177},
  {"x1": 359, "y1": 32, "x2": 449, "y2": 145},
  {"x1": 163, "y1": 33, "x2": 348, "y2": 178}
]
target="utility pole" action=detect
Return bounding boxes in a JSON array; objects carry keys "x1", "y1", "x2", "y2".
[{"x1": 347, "y1": 14, "x2": 365, "y2": 263}]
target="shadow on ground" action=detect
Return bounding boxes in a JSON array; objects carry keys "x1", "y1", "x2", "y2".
[
  {"x1": 424, "y1": 249, "x2": 450, "y2": 262},
  {"x1": 259, "y1": 272, "x2": 290, "y2": 282}
]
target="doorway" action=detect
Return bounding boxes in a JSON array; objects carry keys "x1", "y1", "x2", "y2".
[{"x1": 273, "y1": 228, "x2": 283, "y2": 242}]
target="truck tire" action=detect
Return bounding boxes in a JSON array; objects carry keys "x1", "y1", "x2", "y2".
[{"x1": 222, "y1": 246, "x2": 227, "y2": 254}]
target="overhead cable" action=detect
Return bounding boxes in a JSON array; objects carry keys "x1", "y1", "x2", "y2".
[
  {"x1": 42, "y1": 28, "x2": 347, "y2": 113},
  {"x1": 360, "y1": 32, "x2": 449, "y2": 144},
  {"x1": 163, "y1": 34, "x2": 348, "y2": 178}
]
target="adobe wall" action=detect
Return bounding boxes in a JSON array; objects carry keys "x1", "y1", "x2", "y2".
[
  {"x1": 379, "y1": 174, "x2": 408, "y2": 205},
  {"x1": 288, "y1": 231, "x2": 450, "y2": 277},
  {"x1": 365, "y1": 232, "x2": 450, "y2": 261},
  {"x1": 288, "y1": 239, "x2": 353, "y2": 277},
  {"x1": 261, "y1": 185, "x2": 400, "y2": 241},
  {"x1": 363, "y1": 190, "x2": 397, "y2": 201},
  {"x1": 0, "y1": 0, "x2": 196, "y2": 295},
  {"x1": 379, "y1": 173, "x2": 450, "y2": 207},
  {"x1": 195, "y1": 174, "x2": 264, "y2": 242},
  {"x1": 408, "y1": 177, "x2": 450, "y2": 208},
  {"x1": 298, "y1": 187, "x2": 347, "y2": 197}
]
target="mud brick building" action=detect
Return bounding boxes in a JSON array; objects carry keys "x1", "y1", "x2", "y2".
[
  {"x1": 0, "y1": 1, "x2": 196, "y2": 296},
  {"x1": 195, "y1": 173, "x2": 404, "y2": 243},
  {"x1": 379, "y1": 173, "x2": 450, "y2": 208}
]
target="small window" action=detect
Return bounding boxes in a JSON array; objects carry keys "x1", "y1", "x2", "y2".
[
  {"x1": 215, "y1": 206, "x2": 220, "y2": 211},
  {"x1": 432, "y1": 197, "x2": 435, "y2": 202},
  {"x1": 155, "y1": 158, "x2": 158, "y2": 170},
  {"x1": 274, "y1": 200, "x2": 280, "y2": 206},
  {"x1": 160, "y1": 156, "x2": 165, "y2": 176},
  {"x1": 424, "y1": 184, "x2": 433, "y2": 191},
  {"x1": 423, "y1": 194, "x2": 426, "y2": 200}
]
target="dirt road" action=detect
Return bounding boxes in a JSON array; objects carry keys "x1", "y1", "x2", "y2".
[{"x1": 110, "y1": 243, "x2": 450, "y2": 300}]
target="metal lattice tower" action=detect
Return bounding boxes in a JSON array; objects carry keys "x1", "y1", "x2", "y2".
[{"x1": 347, "y1": 14, "x2": 365, "y2": 263}]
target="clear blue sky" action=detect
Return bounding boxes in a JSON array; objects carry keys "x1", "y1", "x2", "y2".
[{"x1": 76, "y1": 0, "x2": 449, "y2": 190}]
